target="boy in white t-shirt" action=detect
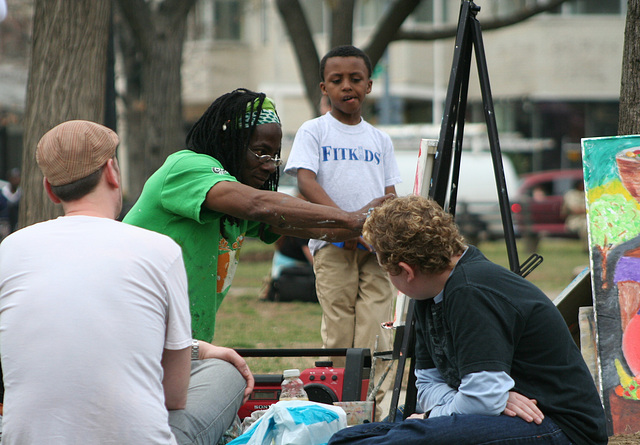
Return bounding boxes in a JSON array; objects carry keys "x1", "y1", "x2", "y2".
[{"x1": 284, "y1": 45, "x2": 401, "y2": 417}]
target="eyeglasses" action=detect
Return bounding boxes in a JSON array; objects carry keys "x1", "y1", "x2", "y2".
[{"x1": 249, "y1": 150, "x2": 283, "y2": 167}]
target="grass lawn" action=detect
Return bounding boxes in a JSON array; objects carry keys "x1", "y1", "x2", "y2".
[
  {"x1": 213, "y1": 236, "x2": 589, "y2": 374},
  {"x1": 477, "y1": 237, "x2": 589, "y2": 296}
]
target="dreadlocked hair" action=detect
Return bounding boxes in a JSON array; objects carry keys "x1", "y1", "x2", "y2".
[{"x1": 185, "y1": 88, "x2": 280, "y2": 233}]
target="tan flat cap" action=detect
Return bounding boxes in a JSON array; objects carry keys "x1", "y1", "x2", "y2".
[{"x1": 36, "y1": 120, "x2": 119, "y2": 186}]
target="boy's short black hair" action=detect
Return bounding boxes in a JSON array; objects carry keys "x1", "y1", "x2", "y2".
[{"x1": 320, "y1": 45, "x2": 373, "y2": 81}]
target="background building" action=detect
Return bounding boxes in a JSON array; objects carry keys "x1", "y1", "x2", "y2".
[
  {"x1": 181, "y1": 0, "x2": 624, "y2": 172},
  {"x1": 0, "y1": 0, "x2": 626, "y2": 181}
]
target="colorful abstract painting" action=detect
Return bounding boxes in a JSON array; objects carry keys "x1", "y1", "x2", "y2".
[{"x1": 582, "y1": 135, "x2": 640, "y2": 436}]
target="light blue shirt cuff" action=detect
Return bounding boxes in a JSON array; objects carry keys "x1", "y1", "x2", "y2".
[{"x1": 415, "y1": 368, "x2": 514, "y2": 417}]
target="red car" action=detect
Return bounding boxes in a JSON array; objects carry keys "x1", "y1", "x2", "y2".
[{"x1": 511, "y1": 169, "x2": 585, "y2": 241}]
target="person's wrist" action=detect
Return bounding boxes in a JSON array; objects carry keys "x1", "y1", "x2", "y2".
[
  {"x1": 191, "y1": 339, "x2": 200, "y2": 360},
  {"x1": 351, "y1": 209, "x2": 366, "y2": 230}
]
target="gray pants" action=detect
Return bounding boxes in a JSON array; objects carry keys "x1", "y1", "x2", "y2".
[{"x1": 169, "y1": 359, "x2": 246, "y2": 445}]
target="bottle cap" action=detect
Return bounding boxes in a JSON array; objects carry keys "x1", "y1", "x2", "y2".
[{"x1": 283, "y1": 368, "x2": 301, "y2": 378}]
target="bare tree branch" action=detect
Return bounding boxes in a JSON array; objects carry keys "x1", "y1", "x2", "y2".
[
  {"x1": 364, "y1": 0, "x2": 422, "y2": 68},
  {"x1": 394, "y1": 0, "x2": 570, "y2": 42},
  {"x1": 276, "y1": 0, "x2": 572, "y2": 114}
]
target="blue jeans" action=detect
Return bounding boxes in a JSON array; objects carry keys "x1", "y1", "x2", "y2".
[
  {"x1": 328, "y1": 414, "x2": 573, "y2": 445},
  {"x1": 169, "y1": 359, "x2": 246, "y2": 445}
]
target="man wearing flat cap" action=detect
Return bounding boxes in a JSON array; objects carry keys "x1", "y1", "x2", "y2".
[{"x1": 0, "y1": 120, "x2": 250, "y2": 444}]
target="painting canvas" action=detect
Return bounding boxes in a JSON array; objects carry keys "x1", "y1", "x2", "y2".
[{"x1": 582, "y1": 135, "x2": 640, "y2": 436}]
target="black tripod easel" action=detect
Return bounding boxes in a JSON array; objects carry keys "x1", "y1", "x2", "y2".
[{"x1": 387, "y1": 0, "x2": 543, "y2": 421}]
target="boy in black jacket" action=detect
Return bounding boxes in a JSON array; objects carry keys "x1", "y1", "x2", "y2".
[{"x1": 329, "y1": 195, "x2": 607, "y2": 445}]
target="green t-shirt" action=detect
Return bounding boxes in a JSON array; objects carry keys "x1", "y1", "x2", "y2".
[{"x1": 123, "y1": 150, "x2": 279, "y2": 341}]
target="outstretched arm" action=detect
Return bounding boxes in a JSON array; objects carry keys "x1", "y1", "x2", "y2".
[
  {"x1": 205, "y1": 180, "x2": 393, "y2": 240},
  {"x1": 294, "y1": 168, "x2": 396, "y2": 247},
  {"x1": 296, "y1": 168, "x2": 361, "y2": 246}
]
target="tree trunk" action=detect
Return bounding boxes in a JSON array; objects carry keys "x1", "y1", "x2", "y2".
[
  {"x1": 19, "y1": 0, "x2": 111, "y2": 228},
  {"x1": 127, "y1": 26, "x2": 186, "y2": 201},
  {"x1": 114, "y1": 13, "x2": 146, "y2": 205},
  {"x1": 275, "y1": 0, "x2": 323, "y2": 115},
  {"x1": 116, "y1": 0, "x2": 196, "y2": 203},
  {"x1": 329, "y1": 0, "x2": 355, "y2": 49},
  {"x1": 619, "y1": 0, "x2": 640, "y2": 135}
]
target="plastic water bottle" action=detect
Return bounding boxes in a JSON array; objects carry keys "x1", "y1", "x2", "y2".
[{"x1": 279, "y1": 368, "x2": 309, "y2": 401}]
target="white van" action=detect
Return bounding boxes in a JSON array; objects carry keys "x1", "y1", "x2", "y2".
[{"x1": 393, "y1": 148, "x2": 520, "y2": 244}]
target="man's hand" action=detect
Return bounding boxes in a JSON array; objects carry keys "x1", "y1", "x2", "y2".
[
  {"x1": 350, "y1": 194, "x2": 396, "y2": 230},
  {"x1": 198, "y1": 342, "x2": 255, "y2": 404},
  {"x1": 359, "y1": 194, "x2": 396, "y2": 215},
  {"x1": 503, "y1": 391, "x2": 544, "y2": 424}
]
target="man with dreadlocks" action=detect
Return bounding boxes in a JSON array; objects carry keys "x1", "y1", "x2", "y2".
[
  {"x1": 124, "y1": 89, "x2": 391, "y2": 433},
  {"x1": 126, "y1": 88, "x2": 387, "y2": 339}
]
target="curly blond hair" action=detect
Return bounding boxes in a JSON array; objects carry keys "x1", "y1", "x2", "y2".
[{"x1": 363, "y1": 195, "x2": 466, "y2": 276}]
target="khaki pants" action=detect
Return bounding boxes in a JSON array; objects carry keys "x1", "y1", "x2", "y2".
[{"x1": 314, "y1": 244, "x2": 395, "y2": 419}]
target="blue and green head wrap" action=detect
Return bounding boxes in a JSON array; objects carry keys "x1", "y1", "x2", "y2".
[
  {"x1": 250, "y1": 96, "x2": 280, "y2": 125},
  {"x1": 233, "y1": 96, "x2": 280, "y2": 130}
]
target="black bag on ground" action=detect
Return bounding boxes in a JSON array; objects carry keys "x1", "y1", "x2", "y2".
[{"x1": 271, "y1": 265, "x2": 317, "y2": 303}]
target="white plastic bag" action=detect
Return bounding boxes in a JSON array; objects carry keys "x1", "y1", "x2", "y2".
[{"x1": 228, "y1": 400, "x2": 347, "y2": 445}]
